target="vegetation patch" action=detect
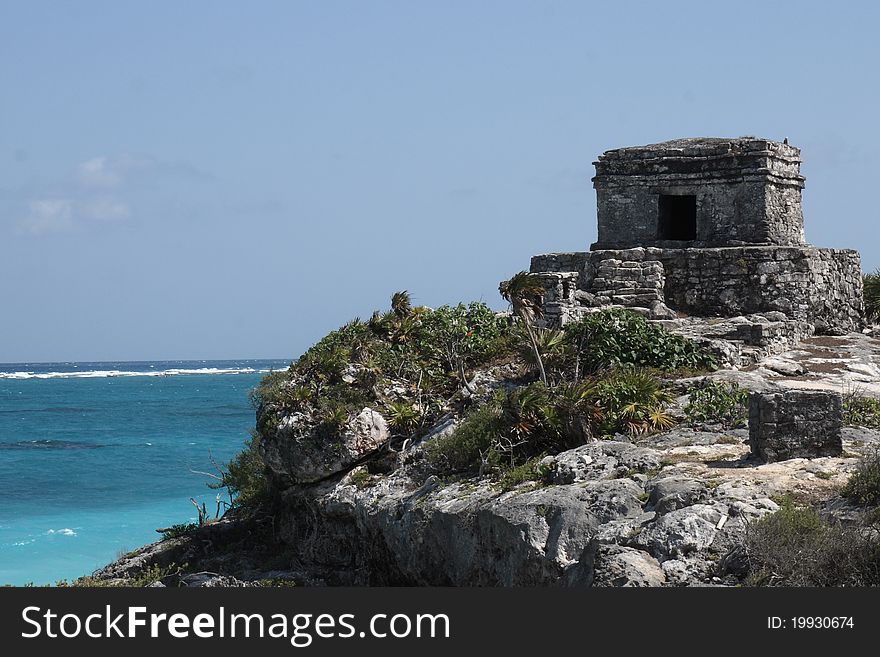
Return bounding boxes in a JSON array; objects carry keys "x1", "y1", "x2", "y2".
[
  {"x1": 561, "y1": 308, "x2": 717, "y2": 374},
  {"x1": 427, "y1": 369, "x2": 675, "y2": 478},
  {"x1": 842, "y1": 391, "x2": 880, "y2": 429},
  {"x1": 159, "y1": 523, "x2": 198, "y2": 540},
  {"x1": 211, "y1": 432, "x2": 269, "y2": 508},
  {"x1": 684, "y1": 380, "x2": 749, "y2": 429},
  {"x1": 842, "y1": 449, "x2": 880, "y2": 507},
  {"x1": 498, "y1": 457, "x2": 551, "y2": 491},
  {"x1": 742, "y1": 497, "x2": 880, "y2": 586},
  {"x1": 863, "y1": 269, "x2": 880, "y2": 323},
  {"x1": 348, "y1": 469, "x2": 374, "y2": 489},
  {"x1": 221, "y1": 293, "x2": 712, "y2": 509}
]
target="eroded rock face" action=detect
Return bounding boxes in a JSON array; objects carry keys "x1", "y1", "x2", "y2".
[
  {"x1": 593, "y1": 545, "x2": 666, "y2": 587},
  {"x1": 540, "y1": 441, "x2": 660, "y2": 485},
  {"x1": 647, "y1": 476, "x2": 709, "y2": 514},
  {"x1": 276, "y1": 476, "x2": 616, "y2": 586},
  {"x1": 261, "y1": 407, "x2": 389, "y2": 485},
  {"x1": 91, "y1": 418, "x2": 880, "y2": 588},
  {"x1": 632, "y1": 504, "x2": 722, "y2": 560}
]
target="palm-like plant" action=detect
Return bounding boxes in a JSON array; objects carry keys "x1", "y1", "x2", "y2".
[
  {"x1": 500, "y1": 271, "x2": 548, "y2": 385},
  {"x1": 391, "y1": 290, "x2": 413, "y2": 318},
  {"x1": 552, "y1": 381, "x2": 603, "y2": 445},
  {"x1": 596, "y1": 368, "x2": 675, "y2": 436},
  {"x1": 513, "y1": 325, "x2": 572, "y2": 381}
]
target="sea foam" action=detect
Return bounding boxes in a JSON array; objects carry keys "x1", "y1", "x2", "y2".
[{"x1": 0, "y1": 367, "x2": 275, "y2": 380}]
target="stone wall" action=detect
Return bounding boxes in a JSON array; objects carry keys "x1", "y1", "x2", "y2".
[
  {"x1": 530, "y1": 245, "x2": 863, "y2": 335},
  {"x1": 748, "y1": 390, "x2": 843, "y2": 462},
  {"x1": 590, "y1": 259, "x2": 665, "y2": 308}
]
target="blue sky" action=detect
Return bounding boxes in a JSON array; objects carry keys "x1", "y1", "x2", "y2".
[{"x1": 1, "y1": 0, "x2": 878, "y2": 362}]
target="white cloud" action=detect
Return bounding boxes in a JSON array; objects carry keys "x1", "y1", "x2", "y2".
[
  {"x1": 74, "y1": 153, "x2": 212, "y2": 189},
  {"x1": 76, "y1": 156, "x2": 123, "y2": 187},
  {"x1": 75, "y1": 154, "x2": 151, "y2": 188},
  {"x1": 17, "y1": 197, "x2": 129, "y2": 235},
  {"x1": 80, "y1": 197, "x2": 130, "y2": 221},
  {"x1": 7, "y1": 152, "x2": 215, "y2": 237},
  {"x1": 19, "y1": 199, "x2": 74, "y2": 235}
]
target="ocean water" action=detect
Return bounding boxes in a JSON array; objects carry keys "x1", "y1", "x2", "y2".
[{"x1": 0, "y1": 359, "x2": 289, "y2": 586}]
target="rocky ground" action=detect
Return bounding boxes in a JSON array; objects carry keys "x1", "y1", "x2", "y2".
[{"x1": 89, "y1": 325, "x2": 880, "y2": 588}]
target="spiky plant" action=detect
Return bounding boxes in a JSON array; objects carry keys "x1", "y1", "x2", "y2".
[
  {"x1": 514, "y1": 325, "x2": 572, "y2": 380},
  {"x1": 502, "y1": 384, "x2": 549, "y2": 440},
  {"x1": 320, "y1": 404, "x2": 350, "y2": 429},
  {"x1": 552, "y1": 381, "x2": 603, "y2": 445},
  {"x1": 368, "y1": 310, "x2": 388, "y2": 333},
  {"x1": 596, "y1": 369, "x2": 675, "y2": 436},
  {"x1": 500, "y1": 271, "x2": 547, "y2": 385},
  {"x1": 291, "y1": 385, "x2": 312, "y2": 405},
  {"x1": 391, "y1": 290, "x2": 413, "y2": 318},
  {"x1": 385, "y1": 401, "x2": 422, "y2": 434}
]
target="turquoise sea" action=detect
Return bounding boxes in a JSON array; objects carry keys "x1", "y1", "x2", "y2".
[{"x1": 0, "y1": 359, "x2": 289, "y2": 586}]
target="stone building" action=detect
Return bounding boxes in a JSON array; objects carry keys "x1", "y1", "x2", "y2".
[{"x1": 526, "y1": 137, "x2": 863, "y2": 335}]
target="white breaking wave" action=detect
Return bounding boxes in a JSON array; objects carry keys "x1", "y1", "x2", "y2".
[
  {"x1": 0, "y1": 367, "x2": 277, "y2": 380},
  {"x1": 46, "y1": 528, "x2": 77, "y2": 537}
]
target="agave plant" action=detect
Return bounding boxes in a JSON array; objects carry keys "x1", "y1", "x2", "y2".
[
  {"x1": 385, "y1": 401, "x2": 423, "y2": 434},
  {"x1": 500, "y1": 271, "x2": 547, "y2": 385}
]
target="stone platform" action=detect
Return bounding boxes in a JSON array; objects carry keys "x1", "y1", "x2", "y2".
[{"x1": 530, "y1": 245, "x2": 863, "y2": 336}]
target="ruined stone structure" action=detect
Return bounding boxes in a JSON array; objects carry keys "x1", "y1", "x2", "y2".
[
  {"x1": 592, "y1": 138, "x2": 805, "y2": 249},
  {"x1": 748, "y1": 390, "x2": 843, "y2": 462},
  {"x1": 525, "y1": 137, "x2": 864, "y2": 335}
]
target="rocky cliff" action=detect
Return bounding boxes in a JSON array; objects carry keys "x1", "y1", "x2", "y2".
[{"x1": 89, "y1": 301, "x2": 880, "y2": 588}]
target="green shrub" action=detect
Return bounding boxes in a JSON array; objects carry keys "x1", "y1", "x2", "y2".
[
  {"x1": 842, "y1": 393, "x2": 880, "y2": 429},
  {"x1": 562, "y1": 308, "x2": 717, "y2": 374},
  {"x1": 513, "y1": 325, "x2": 572, "y2": 380},
  {"x1": 427, "y1": 370, "x2": 675, "y2": 476},
  {"x1": 62, "y1": 563, "x2": 187, "y2": 588},
  {"x1": 160, "y1": 523, "x2": 198, "y2": 540},
  {"x1": 250, "y1": 368, "x2": 295, "y2": 408},
  {"x1": 498, "y1": 457, "x2": 551, "y2": 491},
  {"x1": 256, "y1": 298, "x2": 514, "y2": 427},
  {"x1": 684, "y1": 380, "x2": 749, "y2": 428},
  {"x1": 128, "y1": 563, "x2": 186, "y2": 588},
  {"x1": 385, "y1": 401, "x2": 423, "y2": 434},
  {"x1": 743, "y1": 497, "x2": 880, "y2": 586},
  {"x1": 348, "y1": 469, "x2": 373, "y2": 489},
  {"x1": 843, "y1": 449, "x2": 880, "y2": 507},
  {"x1": 864, "y1": 269, "x2": 880, "y2": 322},
  {"x1": 425, "y1": 399, "x2": 504, "y2": 474},
  {"x1": 214, "y1": 433, "x2": 269, "y2": 508}
]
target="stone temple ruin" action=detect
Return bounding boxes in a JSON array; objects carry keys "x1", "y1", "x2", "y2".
[
  {"x1": 517, "y1": 137, "x2": 866, "y2": 462},
  {"x1": 528, "y1": 137, "x2": 863, "y2": 349}
]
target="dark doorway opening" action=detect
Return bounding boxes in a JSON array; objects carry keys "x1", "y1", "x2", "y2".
[{"x1": 658, "y1": 194, "x2": 697, "y2": 240}]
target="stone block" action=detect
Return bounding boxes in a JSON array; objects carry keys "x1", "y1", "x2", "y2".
[{"x1": 748, "y1": 390, "x2": 842, "y2": 462}]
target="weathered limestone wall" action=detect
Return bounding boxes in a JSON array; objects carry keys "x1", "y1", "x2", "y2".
[
  {"x1": 529, "y1": 245, "x2": 863, "y2": 335},
  {"x1": 656, "y1": 246, "x2": 862, "y2": 335},
  {"x1": 590, "y1": 259, "x2": 665, "y2": 308}
]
